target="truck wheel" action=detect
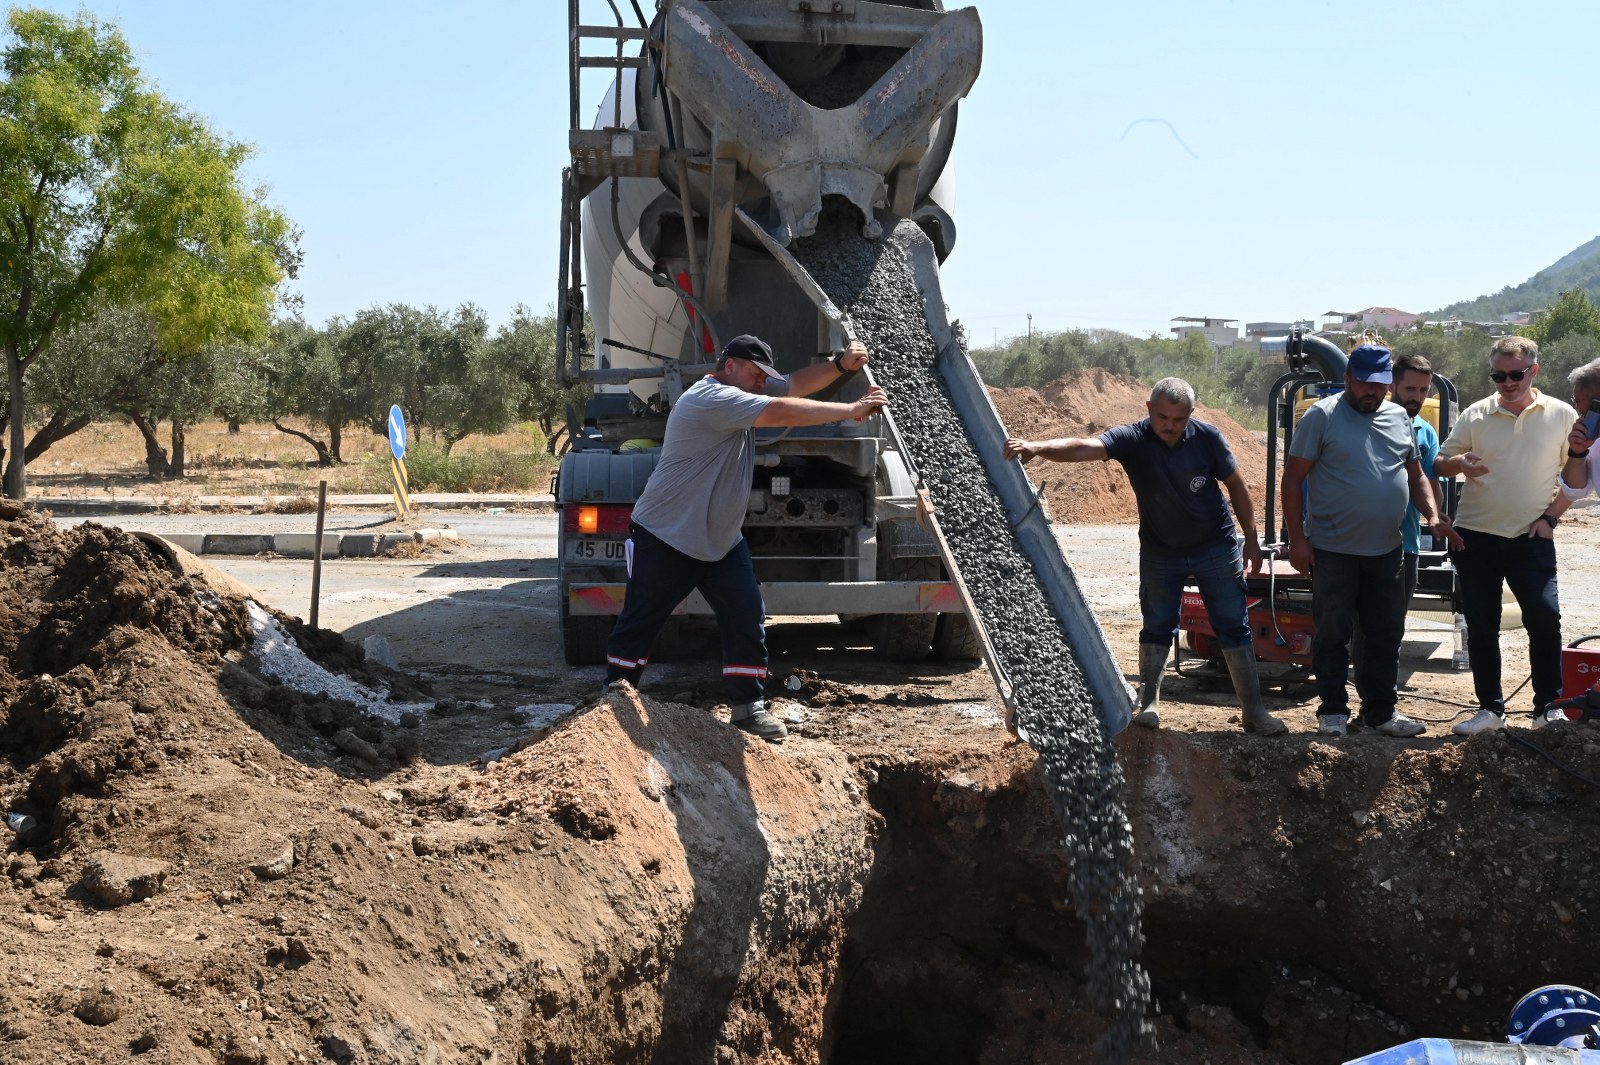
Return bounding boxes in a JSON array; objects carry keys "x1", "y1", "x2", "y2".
[
  {"x1": 560, "y1": 592, "x2": 614, "y2": 666},
  {"x1": 933, "y1": 613, "x2": 982, "y2": 661},
  {"x1": 870, "y1": 556, "x2": 939, "y2": 660}
]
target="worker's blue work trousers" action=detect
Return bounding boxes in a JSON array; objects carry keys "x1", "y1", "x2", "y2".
[
  {"x1": 1450, "y1": 527, "x2": 1562, "y2": 714},
  {"x1": 1311, "y1": 546, "x2": 1406, "y2": 725},
  {"x1": 604, "y1": 523, "x2": 768, "y2": 706},
  {"x1": 1138, "y1": 537, "x2": 1251, "y2": 650}
]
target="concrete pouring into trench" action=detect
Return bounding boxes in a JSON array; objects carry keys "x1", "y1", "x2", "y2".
[
  {"x1": 2, "y1": 207, "x2": 1598, "y2": 1065},
  {"x1": 0, "y1": 503, "x2": 1595, "y2": 1063}
]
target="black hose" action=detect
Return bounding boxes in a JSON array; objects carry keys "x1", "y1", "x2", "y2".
[{"x1": 1504, "y1": 729, "x2": 1600, "y2": 791}]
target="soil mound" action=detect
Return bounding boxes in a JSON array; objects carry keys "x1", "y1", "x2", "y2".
[
  {"x1": 0, "y1": 515, "x2": 423, "y2": 824},
  {"x1": 0, "y1": 512, "x2": 452, "y2": 1062},
  {"x1": 989, "y1": 369, "x2": 1269, "y2": 525}
]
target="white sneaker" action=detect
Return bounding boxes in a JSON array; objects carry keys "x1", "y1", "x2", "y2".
[
  {"x1": 1317, "y1": 715, "x2": 1348, "y2": 737},
  {"x1": 1451, "y1": 708, "x2": 1505, "y2": 736},
  {"x1": 1374, "y1": 713, "x2": 1426, "y2": 738},
  {"x1": 1533, "y1": 707, "x2": 1571, "y2": 729}
]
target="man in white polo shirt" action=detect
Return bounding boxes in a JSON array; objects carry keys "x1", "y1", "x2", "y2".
[{"x1": 1435, "y1": 335, "x2": 1578, "y2": 734}]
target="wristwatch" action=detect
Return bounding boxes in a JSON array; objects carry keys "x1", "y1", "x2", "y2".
[
  {"x1": 1538, "y1": 513, "x2": 1560, "y2": 529},
  {"x1": 1570, "y1": 447, "x2": 1590, "y2": 459},
  {"x1": 831, "y1": 350, "x2": 859, "y2": 374}
]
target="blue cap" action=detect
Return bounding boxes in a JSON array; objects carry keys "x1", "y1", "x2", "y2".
[{"x1": 1348, "y1": 344, "x2": 1393, "y2": 384}]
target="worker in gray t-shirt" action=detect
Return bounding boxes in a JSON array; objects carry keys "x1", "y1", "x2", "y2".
[
  {"x1": 1282, "y1": 344, "x2": 1458, "y2": 739},
  {"x1": 604, "y1": 333, "x2": 886, "y2": 743}
]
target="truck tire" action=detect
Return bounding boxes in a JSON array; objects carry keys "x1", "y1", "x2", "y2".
[
  {"x1": 932, "y1": 612, "x2": 982, "y2": 661},
  {"x1": 870, "y1": 556, "x2": 939, "y2": 660},
  {"x1": 560, "y1": 591, "x2": 614, "y2": 666}
]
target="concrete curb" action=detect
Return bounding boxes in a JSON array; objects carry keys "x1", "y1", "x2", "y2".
[
  {"x1": 28, "y1": 494, "x2": 556, "y2": 517},
  {"x1": 154, "y1": 528, "x2": 462, "y2": 559}
]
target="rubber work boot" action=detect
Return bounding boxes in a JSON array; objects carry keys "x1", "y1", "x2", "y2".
[
  {"x1": 730, "y1": 701, "x2": 786, "y2": 744},
  {"x1": 1221, "y1": 644, "x2": 1287, "y2": 736},
  {"x1": 1133, "y1": 642, "x2": 1168, "y2": 729}
]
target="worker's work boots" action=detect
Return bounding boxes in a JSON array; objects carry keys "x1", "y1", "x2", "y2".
[
  {"x1": 731, "y1": 701, "x2": 787, "y2": 744},
  {"x1": 1222, "y1": 644, "x2": 1287, "y2": 736},
  {"x1": 1133, "y1": 642, "x2": 1167, "y2": 728}
]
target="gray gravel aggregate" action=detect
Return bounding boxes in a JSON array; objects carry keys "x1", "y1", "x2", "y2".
[{"x1": 796, "y1": 208, "x2": 1153, "y2": 1060}]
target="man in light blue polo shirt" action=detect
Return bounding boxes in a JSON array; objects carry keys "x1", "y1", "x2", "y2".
[
  {"x1": 1283, "y1": 344, "x2": 1460, "y2": 738},
  {"x1": 1351, "y1": 350, "x2": 1444, "y2": 701}
]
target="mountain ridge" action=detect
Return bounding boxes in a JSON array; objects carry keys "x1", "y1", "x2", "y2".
[{"x1": 1435, "y1": 236, "x2": 1600, "y2": 320}]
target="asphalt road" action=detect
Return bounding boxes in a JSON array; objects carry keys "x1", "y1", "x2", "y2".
[
  {"x1": 60, "y1": 510, "x2": 564, "y2": 684},
  {"x1": 51, "y1": 507, "x2": 1600, "y2": 698}
]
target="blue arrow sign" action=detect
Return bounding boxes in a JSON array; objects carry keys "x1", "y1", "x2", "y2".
[{"x1": 388, "y1": 404, "x2": 407, "y2": 460}]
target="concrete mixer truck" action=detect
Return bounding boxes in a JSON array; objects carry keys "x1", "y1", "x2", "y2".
[
  {"x1": 553, "y1": 0, "x2": 980, "y2": 666},
  {"x1": 552, "y1": 1, "x2": 1133, "y2": 739}
]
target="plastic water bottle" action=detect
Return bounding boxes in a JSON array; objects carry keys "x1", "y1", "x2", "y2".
[{"x1": 1451, "y1": 615, "x2": 1470, "y2": 671}]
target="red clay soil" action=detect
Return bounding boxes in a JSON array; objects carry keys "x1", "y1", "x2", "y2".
[{"x1": 989, "y1": 369, "x2": 1268, "y2": 525}]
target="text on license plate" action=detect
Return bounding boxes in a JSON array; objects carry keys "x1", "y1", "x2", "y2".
[{"x1": 566, "y1": 539, "x2": 627, "y2": 562}]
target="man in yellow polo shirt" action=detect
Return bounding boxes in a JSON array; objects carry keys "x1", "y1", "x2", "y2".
[{"x1": 1435, "y1": 335, "x2": 1577, "y2": 734}]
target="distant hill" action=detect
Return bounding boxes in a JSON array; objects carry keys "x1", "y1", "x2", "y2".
[{"x1": 1436, "y1": 236, "x2": 1600, "y2": 320}]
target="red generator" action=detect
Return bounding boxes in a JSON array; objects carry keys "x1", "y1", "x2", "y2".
[
  {"x1": 1179, "y1": 565, "x2": 1318, "y2": 675},
  {"x1": 1550, "y1": 641, "x2": 1600, "y2": 722},
  {"x1": 1180, "y1": 590, "x2": 1313, "y2": 666}
]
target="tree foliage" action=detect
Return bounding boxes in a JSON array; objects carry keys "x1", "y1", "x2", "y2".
[
  {"x1": 255, "y1": 304, "x2": 581, "y2": 467},
  {"x1": 0, "y1": 7, "x2": 294, "y2": 496},
  {"x1": 968, "y1": 320, "x2": 1592, "y2": 428},
  {"x1": 27, "y1": 302, "x2": 264, "y2": 476},
  {"x1": 1525, "y1": 288, "x2": 1600, "y2": 348}
]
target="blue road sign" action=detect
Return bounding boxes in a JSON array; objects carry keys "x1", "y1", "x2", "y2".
[{"x1": 388, "y1": 404, "x2": 407, "y2": 460}]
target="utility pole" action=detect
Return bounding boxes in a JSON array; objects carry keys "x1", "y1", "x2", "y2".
[{"x1": 1027, "y1": 313, "x2": 1033, "y2": 345}]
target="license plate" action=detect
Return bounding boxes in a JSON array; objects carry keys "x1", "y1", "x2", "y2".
[{"x1": 566, "y1": 539, "x2": 627, "y2": 563}]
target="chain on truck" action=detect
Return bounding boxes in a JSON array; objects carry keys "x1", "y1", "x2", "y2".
[{"x1": 551, "y1": 0, "x2": 982, "y2": 667}]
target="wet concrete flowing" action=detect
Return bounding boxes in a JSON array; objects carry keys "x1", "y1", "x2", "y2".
[{"x1": 795, "y1": 209, "x2": 1154, "y2": 1060}]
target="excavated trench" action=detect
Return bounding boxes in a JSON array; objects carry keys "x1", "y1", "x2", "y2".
[{"x1": 815, "y1": 725, "x2": 1598, "y2": 1065}]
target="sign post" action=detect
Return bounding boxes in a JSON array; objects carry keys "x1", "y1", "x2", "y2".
[{"x1": 387, "y1": 404, "x2": 413, "y2": 521}]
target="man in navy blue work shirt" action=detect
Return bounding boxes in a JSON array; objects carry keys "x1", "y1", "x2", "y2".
[{"x1": 1004, "y1": 377, "x2": 1286, "y2": 736}]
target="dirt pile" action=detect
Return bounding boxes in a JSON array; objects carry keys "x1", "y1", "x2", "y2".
[
  {"x1": 989, "y1": 371, "x2": 1269, "y2": 525},
  {"x1": 3, "y1": 497, "x2": 1599, "y2": 1064}
]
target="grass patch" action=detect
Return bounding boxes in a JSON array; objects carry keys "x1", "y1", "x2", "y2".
[{"x1": 362, "y1": 439, "x2": 557, "y2": 494}]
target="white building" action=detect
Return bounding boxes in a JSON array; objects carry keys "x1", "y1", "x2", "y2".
[{"x1": 1170, "y1": 316, "x2": 1238, "y2": 348}]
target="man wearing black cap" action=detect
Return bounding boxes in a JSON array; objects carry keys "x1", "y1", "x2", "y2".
[
  {"x1": 1282, "y1": 343, "x2": 1460, "y2": 738},
  {"x1": 604, "y1": 334, "x2": 886, "y2": 742}
]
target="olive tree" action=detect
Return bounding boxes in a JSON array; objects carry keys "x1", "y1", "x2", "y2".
[{"x1": 0, "y1": 8, "x2": 294, "y2": 497}]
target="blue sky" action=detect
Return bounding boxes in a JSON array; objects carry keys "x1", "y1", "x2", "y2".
[{"x1": 21, "y1": 0, "x2": 1600, "y2": 344}]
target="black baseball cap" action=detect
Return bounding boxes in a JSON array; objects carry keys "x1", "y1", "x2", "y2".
[{"x1": 722, "y1": 334, "x2": 785, "y2": 380}]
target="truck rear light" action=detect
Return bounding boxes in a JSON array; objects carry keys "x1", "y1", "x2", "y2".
[{"x1": 563, "y1": 504, "x2": 633, "y2": 536}]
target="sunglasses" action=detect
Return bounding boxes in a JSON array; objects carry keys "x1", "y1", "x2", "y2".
[{"x1": 1489, "y1": 365, "x2": 1533, "y2": 383}]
